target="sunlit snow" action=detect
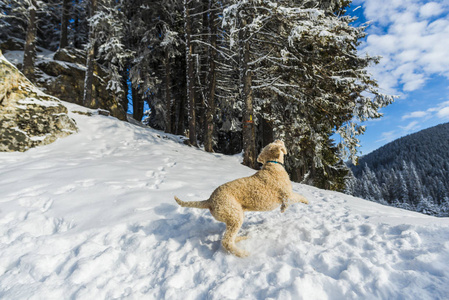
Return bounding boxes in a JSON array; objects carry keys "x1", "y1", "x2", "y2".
[{"x1": 1, "y1": 102, "x2": 448, "y2": 299}]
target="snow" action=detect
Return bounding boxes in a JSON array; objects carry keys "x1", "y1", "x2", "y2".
[
  {"x1": 3, "y1": 47, "x2": 54, "y2": 67},
  {"x1": 1, "y1": 102, "x2": 449, "y2": 299},
  {"x1": 2, "y1": 50, "x2": 24, "y2": 66},
  {"x1": 18, "y1": 97, "x2": 60, "y2": 107}
]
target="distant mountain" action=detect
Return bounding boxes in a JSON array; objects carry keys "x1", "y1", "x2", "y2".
[{"x1": 346, "y1": 122, "x2": 449, "y2": 217}]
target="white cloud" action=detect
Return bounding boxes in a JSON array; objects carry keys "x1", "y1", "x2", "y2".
[
  {"x1": 429, "y1": 100, "x2": 449, "y2": 119},
  {"x1": 358, "y1": 0, "x2": 449, "y2": 94},
  {"x1": 377, "y1": 130, "x2": 397, "y2": 143},
  {"x1": 399, "y1": 121, "x2": 420, "y2": 132},
  {"x1": 403, "y1": 100, "x2": 449, "y2": 121},
  {"x1": 437, "y1": 106, "x2": 449, "y2": 119},
  {"x1": 420, "y1": 2, "x2": 444, "y2": 18},
  {"x1": 402, "y1": 111, "x2": 428, "y2": 120},
  {"x1": 378, "y1": 120, "x2": 421, "y2": 144},
  {"x1": 397, "y1": 49, "x2": 420, "y2": 63},
  {"x1": 375, "y1": 100, "x2": 449, "y2": 147}
]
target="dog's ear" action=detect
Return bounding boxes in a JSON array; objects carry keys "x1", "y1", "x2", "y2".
[
  {"x1": 274, "y1": 140, "x2": 287, "y2": 155},
  {"x1": 267, "y1": 145, "x2": 283, "y2": 159},
  {"x1": 280, "y1": 144, "x2": 287, "y2": 155},
  {"x1": 257, "y1": 147, "x2": 267, "y2": 163},
  {"x1": 274, "y1": 139, "x2": 284, "y2": 145},
  {"x1": 257, "y1": 152, "x2": 264, "y2": 163}
]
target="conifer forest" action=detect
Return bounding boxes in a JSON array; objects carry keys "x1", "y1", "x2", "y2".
[
  {"x1": 346, "y1": 122, "x2": 449, "y2": 217},
  {"x1": 2, "y1": 1, "x2": 396, "y2": 193}
]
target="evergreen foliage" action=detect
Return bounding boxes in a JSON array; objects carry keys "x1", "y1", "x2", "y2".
[
  {"x1": 1, "y1": 0, "x2": 396, "y2": 193},
  {"x1": 347, "y1": 122, "x2": 449, "y2": 217}
]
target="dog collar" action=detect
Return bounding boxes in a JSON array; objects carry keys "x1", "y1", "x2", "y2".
[{"x1": 266, "y1": 160, "x2": 284, "y2": 167}]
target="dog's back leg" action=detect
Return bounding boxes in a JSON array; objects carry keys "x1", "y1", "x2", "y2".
[
  {"x1": 221, "y1": 209, "x2": 249, "y2": 258},
  {"x1": 292, "y1": 192, "x2": 308, "y2": 204},
  {"x1": 235, "y1": 236, "x2": 249, "y2": 243}
]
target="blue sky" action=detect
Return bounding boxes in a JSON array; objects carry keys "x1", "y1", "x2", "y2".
[{"x1": 348, "y1": 0, "x2": 449, "y2": 154}]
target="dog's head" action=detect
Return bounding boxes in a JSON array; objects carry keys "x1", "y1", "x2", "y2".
[{"x1": 257, "y1": 140, "x2": 287, "y2": 164}]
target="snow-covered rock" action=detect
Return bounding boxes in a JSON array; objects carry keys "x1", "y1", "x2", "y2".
[
  {"x1": 0, "y1": 52, "x2": 77, "y2": 152},
  {"x1": 1, "y1": 45, "x2": 127, "y2": 121},
  {"x1": 0, "y1": 100, "x2": 448, "y2": 299}
]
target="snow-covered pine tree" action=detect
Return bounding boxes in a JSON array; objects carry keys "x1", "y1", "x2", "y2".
[
  {"x1": 440, "y1": 197, "x2": 449, "y2": 217},
  {"x1": 222, "y1": 0, "x2": 261, "y2": 168},
  {"x1": 125, "y1": 0, "x2": 184, "y2": 127},
  {"x1": 184, "y1": 0, "x2": 198, "y2": 147},
  {"x1": 203, "y1": 0, "x2": 218, "y2": 152},
  {"x1": 83, "y1": 0, "x2": 97, "y2": 108},
  {"x1": 123, "y1": 0, "x2": 151, "y2": 122},
  {"x1": 37, "y1": 0, "x2": 61, "y2": 51},
  {"x1": 348, "y1": 122, "x2": 449, "y2": 216},
  {"x1": 1, "y1": 0, "x2": 64, "y2": 56},
  {"x1": 22, "y1": 0, "x2": 38, "y2": 80},
  {"x1": 59, "y1": 0, "x2": 70, "y2": 49},
  {"x1": 0, "y1": 1, "x2": 18, "y2": 38},
  {"x1": 91, "y1": 0, "x2": 133, "y2": 109},
  {"x1": 1, "y1": 0, "x2": 48, "y2": 80},
  {"x1": 223, "y1": 0, "x2": 394, "y2": 182},
  {"x1": 81, "y1": 0, "x2": 130, "y2": 111},
  {"x1": 408, "y1": 161, "x2": 424, "y2": 206},
  {"x1": 71, "y1": 0, "x2": 89, "y2": 49}
]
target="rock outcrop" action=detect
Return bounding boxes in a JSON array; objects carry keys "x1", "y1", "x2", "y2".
[
  {"x1": 1, "y1": 39, "x2": 127, "y2": 121},
  {"x1": 37, "y1": 48, "x2": 127, "y2": 121},
  {"x1": 0, "y1": 51, "x2": 78, "y2": 152}
]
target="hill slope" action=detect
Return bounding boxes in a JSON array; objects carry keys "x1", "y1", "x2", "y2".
[
  {"x1": 1, "y1": 103, "x2": 449, "y2": 299},
  {"x1": 347, "y1": 122, "x2": 449, "y2": 216}
]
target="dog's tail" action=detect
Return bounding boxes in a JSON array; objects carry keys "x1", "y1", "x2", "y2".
[{"x1": 174, "y1": 196, "x2": 210, "y2": 209}]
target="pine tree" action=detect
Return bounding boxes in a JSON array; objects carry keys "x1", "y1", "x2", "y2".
[
  {"x1": 83, "y1": 0, "x2": 97, "y2": 107},
  {"x1": 349, "y1": 122, "x2": 449, "y2": 216},
  {"x1": 72, "y1": 0, "x2": 88, "y2": 49},
  {"x1": 93, "y1": 0, "x2": 133, "y2": 108},
  {"x1": 22, "y1": 0, "x2": 38, "y2": 80},
  {"x1": 203, "y1": 0, "x2": 217, "y2": 152},
  {"x1": 223, "y1": 0, "x2": 394, "y2": 174},
  {"x1": 59, "y1": 0, "x2": 70, "y2": 49},
  {"x1": 408, "y1": 162, "x2": 424, "y2": 206},
  {"x1": 184, "y1": 0, "x2": 198, "y2": 147},
  {"x1": 239, "y1": 15, "x2": 257, "y2": 168}
]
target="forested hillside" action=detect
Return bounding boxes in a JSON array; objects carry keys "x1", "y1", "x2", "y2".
[
  {"x1": 1, "y1": 0, "x2": 394, "y2": 190},
  {"x1": 346, "y1": 122, "x2": 449, "y2": 217}
]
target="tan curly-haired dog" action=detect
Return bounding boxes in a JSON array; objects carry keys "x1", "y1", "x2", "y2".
[{"x1": 174, "y1": 140, "x2": 308, "y2": 257}]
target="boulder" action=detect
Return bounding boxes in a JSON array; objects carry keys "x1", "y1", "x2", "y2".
[
  {"x1": 0, "y1": 52, "x2": 78, "y2": 152},
  {"x1": 0, "y1": 38, "x2": 24, "y2": 51},
  {"x1": 53, "y1": 48, "x2": 86, "y2": 65},
  {"x1": 2, "y1": 45, "x2": 127, "y2": 121},
  {"x1": 35, "y1": 48, "x2": 127, "y2": 121}
]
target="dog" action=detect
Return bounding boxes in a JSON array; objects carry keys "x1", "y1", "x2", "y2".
[{"x1": 174, "y1": 140, "x2": 308, "y2": 257}]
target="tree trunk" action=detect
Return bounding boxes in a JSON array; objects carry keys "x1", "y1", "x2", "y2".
[
  {"x1": 184, "y1": 0, "x2": 197, "y2": 147},
  {"x1": 196, "y1": 0, "x2": 210, "y2": 145},
  {"x1": 261, "y1": 117, "x2": 274, "y2": 147},
  {"x1": 59, "y1": 0, "x2": 70, "y2": 49},
  {"x1": 204, "y1": 0, "x2": 216, "y2": 153},
  {"x1": 23, "y1": 0, "x2": 37, "y2": 81},
  {"x1": 120, "y1": 66, "x2": 129, "y2": 115},
  {"x1": 175, "y1": 90, "x2": 186, "y2": 136},
  {"x1": 175, "y1": 57, "x2": 187, "y2": 136},
  {"x1": 240, "y1": 19, "x2": 257, "y2": 169},
  {"x1": 83, "y1": 0, "x2": 97, "y2": 107},
  {"x1": 164, "y1": 50, "x2": 172, "y2": 133},
  {"x1": 74, "y1": 1, "x2": 81, "y2": 49},
  {"x1": 132, "y1": 86, "x2": 143, "y2": 121}
]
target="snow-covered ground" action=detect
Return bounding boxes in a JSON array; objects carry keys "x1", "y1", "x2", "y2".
[{"x1": 1, "y1": 102, "x2": 449, "y2": 300}]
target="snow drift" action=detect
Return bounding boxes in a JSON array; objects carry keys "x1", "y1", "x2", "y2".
[{"x1": 0, "y1": 102, "x2": 448, "y2": 299}]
